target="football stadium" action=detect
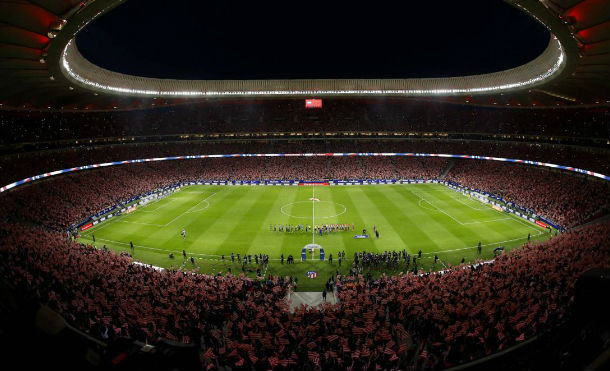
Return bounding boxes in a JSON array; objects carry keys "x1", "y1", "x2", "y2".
[
  {"x1": 0, "y1": 0, "x2": 609, "y2": 370},
  {"x1": 76, "y1": 183, "x2": 552, "y2": 290}
]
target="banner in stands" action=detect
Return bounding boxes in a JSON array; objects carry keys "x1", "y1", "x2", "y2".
[
  {"x1": 536, "y1": 217, "x2": 561, "y2": 230},
  {"x1": 299, "y1": 182, "x2": 329, "y2": 186},
  {"x1": 69, "y1": 184, "x2": 182, "y2": 231},
  {"x1": 305, "y1": 99, "x2": 322, "y2": 108},
  {"x1": 331, "y1": 179, "x2": 438, "y2": 185},
  {"x1": 80, "y1": 222, "x2": 93, "y2": 231}
]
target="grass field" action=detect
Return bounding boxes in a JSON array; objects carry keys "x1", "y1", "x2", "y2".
[{"x1": 78, "y1": 184, "x2": 552, "y2": 291}]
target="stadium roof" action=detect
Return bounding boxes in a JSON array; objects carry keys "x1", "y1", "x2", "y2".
[
  {"x1": 75, "y1": 0, "x2": 553, "y2": 81},
  {"x1": 0, "y1": 0, "x2": 608, "y2": 111}
]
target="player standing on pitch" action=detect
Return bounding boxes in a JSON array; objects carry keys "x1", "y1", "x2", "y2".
[{"x1": 181, "y1": 228, "x2": 186, "y2": 240}]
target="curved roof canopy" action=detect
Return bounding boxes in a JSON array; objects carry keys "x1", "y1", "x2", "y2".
[{"x1": 0, "y1": 0, "x2": 608, "y2": 110}]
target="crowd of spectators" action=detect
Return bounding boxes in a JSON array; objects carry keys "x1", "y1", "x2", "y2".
[
  {"x1": 1, "y1": 139, "x2": 609, "y2": 188},
  {"x1": 1, "y1": 102, "x2": 608, "y2": 144},
  {"x1": 1, "y1": 99, "x2": 609, "y2": 369},
  {"x1": 333, "y1": 224, "x2": 610, "y2": 370},
  {"x1": 1, "y1": 215, "x2": 608, "y2": 370},
  {"x1": 0, "y1": 223, "x2": 290, "y2": 353},
  {"x1": 446, "y1": 160, "x2": 610, "y2": 228},
  {"x1": 2, "y1": 154, "x2": 608, "y2": 230},
  {"x1": 0, "y1": 136, "x2": 608, "y2": 369},
  {"x1": 1, "y1": 157, "x2": 441, "y2": 229}
]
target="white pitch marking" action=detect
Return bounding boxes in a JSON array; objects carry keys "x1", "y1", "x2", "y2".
[
  {"x1": 420, "y1": 229, "x2": 544, "y2": 256},
  {"x1": 92, "y1": 237, "x2": 221, "y2": 257},
  {"x1": 116, "y1": 220, "x2": 165, "y2": 227},
  {"x1": 163, "y1": 192, "x2": 218, "y2": 226},
  {"x1": 461, "y1": 217, "x2": 512, "y2": 225},
  {"x1": 90, "y1": 237, "x2": 290, "y2": 261},
  {"x1": 312, "y1": 186, "x2": 316, "y2": 245},
  {"x1": 280, "y1": 200, "x2": 347, "y2": 219},
  {"x1": 184, "y1": 199, "x2": 211, "y2": 213},
  {"x1": 415, "y1": 196, "x2": 467, "y2": 226},
  {"x1": 140, "y1": 199, "x2": 173, "y2": 213},
  {"x1": 412, "y1": 190, "x2": 529, "y2": 228},
  {"x1": 448, "y1": 195, "x2": 490, "y2": 211}
]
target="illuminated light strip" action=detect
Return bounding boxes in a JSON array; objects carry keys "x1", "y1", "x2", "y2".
[
  {"x1": 60, "y1": 37, "x2": 565, "y2": 97},
  {"x1": 1, "y1": 152, "x2": 608, "y2": 193},
  {"x1": 535, "y1": 89, "x2": 578, "y2": 102}
]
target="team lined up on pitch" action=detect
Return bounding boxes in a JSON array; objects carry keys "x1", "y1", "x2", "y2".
[{"x1": 270, "y1": 222, "x2": 355, "y2": 234}]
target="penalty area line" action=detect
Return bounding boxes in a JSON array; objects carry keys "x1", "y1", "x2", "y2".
[
  {"x1": 90, "y1": 237, "x2": 288, "y2": 261},
  {"x1": 117, "y1": 220, "x2": 165, "y2": 227},
  {"x1": 163, "y1": 191, "x2": 218, "y2": 227},
  {"x1": 92, "y1": 237, "x2": 219, "y2": 258},
  {"x1": 461, "y1": 217, "x2": 512, "y2": 225},
  {"x1": 420, "y1": 231, "x2": 544, "y2": 256}
]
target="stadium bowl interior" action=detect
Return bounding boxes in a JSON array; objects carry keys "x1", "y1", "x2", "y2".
[{"x1": 0, "y1": 0, "x2": 609, "y2": 370}]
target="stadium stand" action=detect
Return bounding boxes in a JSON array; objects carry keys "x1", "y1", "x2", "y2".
[
  {"x1": 446, "y1": 160, "x2": 610, "y2": 228},
  {"x1": 2, "y1": 154, "x2": 608, "y2": 230},
  {"x1": 1, "y1": 103, "x2": 608, "y2": 144},
  {"x1": 0, "y1": 116, "x2": 609, "y2": 369},
  {"x1": 2, "y1": 138, "x2": 610, "y2": 187},
  {"x1": 1, "y1": 210, "x2": 608, "y2": 370},
  {"x1": 1, "y1": 0, "x2": 609, "y2": 367}
]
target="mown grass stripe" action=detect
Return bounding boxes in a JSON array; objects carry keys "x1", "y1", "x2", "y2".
[
  {"x1": 216, "y1": 187, "x2": 286, "y2": 256},
  {"x1": 349, "y1": 185, "x2": 420, "y2": 253},
  {"x1": 389, "y1": 186, "x2": 472, "y2": 251},
  {"x1": 134, "y1": 186, "x2": 235, "y2": 254},
  {"x1": 77, "y1": 184, "x2": 555, "y2": 290},
  {"x1": 423, "y1": 187, "x2": 537, "y2": 244},
  {"x1": 279, "y1": 187, "x2": 309, "y2": 258},
  {"x1": 414, "y1": 187, "x2": 499, "y2": 246},
  {"x1": 318, "y1": 186, "x2": 348, "y2": 258},
  {"x1": 179, "y1": 186, "x2": 254, "y2": 254},
  {"x1": 328, "y1": 187, "x2": 362, "y2": 256}
]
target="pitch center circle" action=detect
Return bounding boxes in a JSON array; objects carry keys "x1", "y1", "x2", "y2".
[{"x1": 280, "y1": 201, "x2": 347, "y2": 219}]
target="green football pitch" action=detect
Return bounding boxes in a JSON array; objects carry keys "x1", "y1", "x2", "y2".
[{"x1": 78, "y1": 184, "x2": 551, "y2": 291}]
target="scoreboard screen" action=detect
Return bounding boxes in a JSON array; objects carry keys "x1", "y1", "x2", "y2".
[{"x1": 305, "y1": 99, "x2": 322, "y2": 108}]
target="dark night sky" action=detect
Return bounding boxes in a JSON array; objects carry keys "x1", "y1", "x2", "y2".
[{"x1": 76, "y1": 0, "x2": 550, "y2": 80}]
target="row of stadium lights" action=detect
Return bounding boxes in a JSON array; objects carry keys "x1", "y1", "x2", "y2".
[
  {"x1": 33, "y1": 1, "x2": 607, "y2": 109},
  {"x1": 60, "y1": 37, "x2": 566, "y2": 99},
  {"x1": 25, "y1": 98, "x2": 607, "y2": 111}
]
